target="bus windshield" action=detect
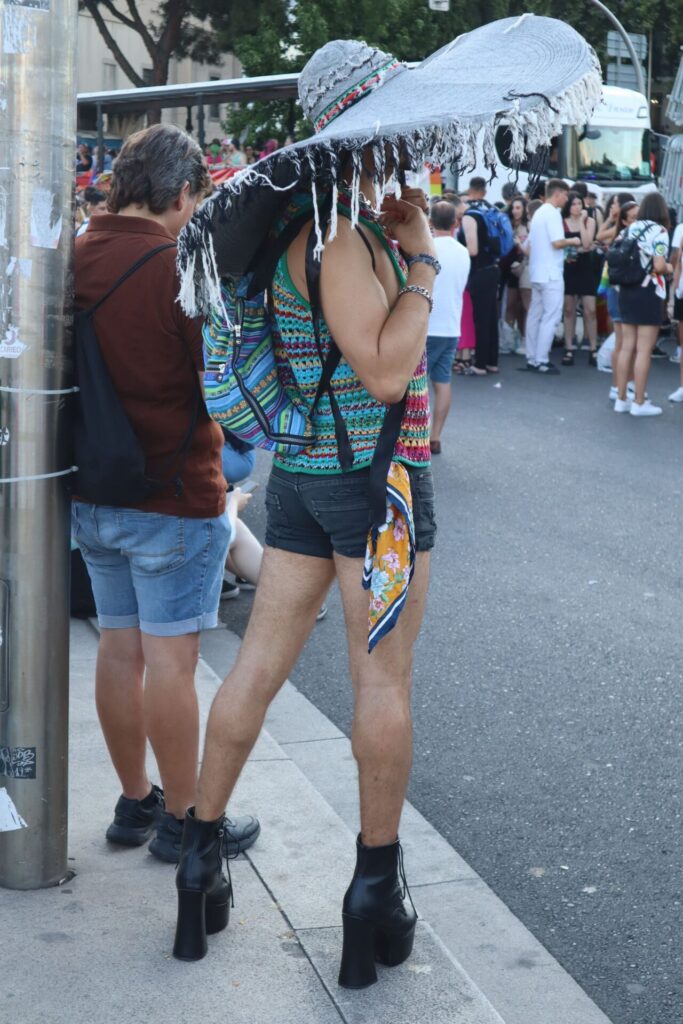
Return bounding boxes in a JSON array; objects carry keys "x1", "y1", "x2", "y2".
[{"x1": 577, "y1": 126, "x2": 652, "y2": 182}]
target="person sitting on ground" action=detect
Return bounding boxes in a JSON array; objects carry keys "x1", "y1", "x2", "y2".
[
  {"x1": 72, "y1": 123, "x2": 260, "y2": 864},
  {"x1": 426, "y1": 201, "x2": 470, "y2": 454}
]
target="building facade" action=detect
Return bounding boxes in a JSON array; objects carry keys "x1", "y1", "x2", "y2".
[{"x1": 77, "y1": 3, "x2": 240, "y2": 149}]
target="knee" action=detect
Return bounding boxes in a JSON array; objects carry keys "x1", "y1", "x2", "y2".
[{"x1": 144, "y1": 632, "x2": 200, "y2": 680}]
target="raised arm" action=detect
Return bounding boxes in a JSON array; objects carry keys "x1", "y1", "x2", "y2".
[{"x1": 320, "y1": 197, "x2": 437, "y2": 404}]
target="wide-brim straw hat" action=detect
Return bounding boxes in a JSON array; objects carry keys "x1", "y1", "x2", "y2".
[{"x1": 178, "y1": 14, "x2": 601, "y2": 316}]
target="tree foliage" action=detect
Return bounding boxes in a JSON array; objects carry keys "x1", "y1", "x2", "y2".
[
  {"x1": 212, "y1": 0, "x2": 683, "y2": 144},
  {"x1": 82, "y1": 0, "x2": 683, "y2": 141}
]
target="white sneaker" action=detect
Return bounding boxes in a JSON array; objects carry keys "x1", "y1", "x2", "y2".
[
  {"x1": 614, "y1": 398, "x2": 631, "y2": 413},
  {"x1": 609, "y1": 385, "x2": 618, "y2": 401},
  {"x1": 670, "y1": 348, "x2": 681, "y2": 364},
  {"x1": 630, "y1": 400, "x2": 662, "y2": 417},
  {"x1": 669, "y1": 386, "x2": 683, "y2": 403}
]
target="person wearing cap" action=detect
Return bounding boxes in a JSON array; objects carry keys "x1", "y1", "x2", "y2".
[{"x1": 170, "y1": 18, "x2": 602, "y2": 980}]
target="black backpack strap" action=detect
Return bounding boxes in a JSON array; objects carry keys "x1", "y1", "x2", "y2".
[
  {"x1": 305, "y1": 197, "x2": 408, "y2": 517},
  {"x1": 87, "y1": 242, "x2": 176, "y2": 315},
  {"x1": 304, "y1": 197, "x2": 355, "y2": 473}
]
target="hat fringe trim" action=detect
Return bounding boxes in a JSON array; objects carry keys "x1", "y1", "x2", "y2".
[{"x1": 177, "y1": 57, "x2": 601, "y2": 317}]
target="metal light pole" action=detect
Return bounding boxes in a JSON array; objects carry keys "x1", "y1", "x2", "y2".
[
  {"x1": 0, "y1": 0, "x2": 78, "y2": 888},
  {"x1": 586, "y1": 0, "x2": 647, "y2": 96}
]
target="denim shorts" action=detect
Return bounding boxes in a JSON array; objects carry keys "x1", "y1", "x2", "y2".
[
  {"x1": 427, "y1": 335, "x2": 459, "y2": 383},
  {"x1": 265, "y1": 464, "x2": 437, "y2": 559},
  {"x1": 71, "y1": 502, "x2": 232, "y2": 636}
]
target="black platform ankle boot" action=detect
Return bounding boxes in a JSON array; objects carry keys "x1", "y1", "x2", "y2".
[
  {"x1": 173, "y1": 808, "x2": 233, "y2": 962},
  {"x1": 338, "y1": 834, "x2": 417, "y2": 989}
]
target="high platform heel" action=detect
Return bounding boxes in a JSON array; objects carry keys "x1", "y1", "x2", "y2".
[
  {"x1": 173, "y1": 808, "x2": 233, "y2": 962},
  {"x1": 338, "y1": 834, "x2": 417, "y2": 989}
]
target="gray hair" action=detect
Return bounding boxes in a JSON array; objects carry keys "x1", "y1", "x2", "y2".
[{"x1": 108, "y1": 124, "x2": 211, "y2": 214}]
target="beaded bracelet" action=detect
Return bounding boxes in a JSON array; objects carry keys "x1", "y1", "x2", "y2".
[
  {"x1": 407, "y1": 253, "x2": 441, "y2": 275},
  {"x1": 398, "y1": 285, "x2": 433, "y2": 312}
]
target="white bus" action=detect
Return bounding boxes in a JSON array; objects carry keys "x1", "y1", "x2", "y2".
[{"x1": 456, "y1": 85, "x2": 656, "y2": 205}]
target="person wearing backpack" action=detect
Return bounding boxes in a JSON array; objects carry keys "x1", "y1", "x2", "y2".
[
  {"x1": 72, "y1": 124, "x2": 260, "y2": 864},
  {"x1": 459, "y1": 177, "x2": 513, "y2": 374},
  {"x1": 612, "y1": 191, "x2": 673, "y2": 416}
]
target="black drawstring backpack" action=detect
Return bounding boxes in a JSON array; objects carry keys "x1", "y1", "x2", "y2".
[{"x1": 71, "y1": 243, "x2": 200, "y2": 506}]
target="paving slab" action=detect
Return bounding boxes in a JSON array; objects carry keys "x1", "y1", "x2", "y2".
[{"x1": 298, "y1": 922, "x2": 505, "y2": 1024}]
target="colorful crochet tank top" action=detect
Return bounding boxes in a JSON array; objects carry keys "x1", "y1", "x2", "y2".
[{"x1": 270, "y1": 193, "x2": 430, "y2": 474}]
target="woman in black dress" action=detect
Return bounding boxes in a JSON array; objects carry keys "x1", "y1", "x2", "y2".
[{"x1": 561, "y1": 191, "x2": 598, "y2": 366}]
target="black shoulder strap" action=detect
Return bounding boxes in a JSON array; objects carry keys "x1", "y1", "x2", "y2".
[
  {"x1": 355, "y1": 224, "x2": 377, "y2": 271},
  {"x1": 305, "y1": 198, "x2": 408, "y2": 521},
  {"x1": 305, "y1": 196, "x2": 355, "y2": 473},
  {"x1": 87, "y1": 242, "x2": 176, "y2": 315},
  {"x1": 247, "y1": 211, "x2": 320, "y2": 299}
]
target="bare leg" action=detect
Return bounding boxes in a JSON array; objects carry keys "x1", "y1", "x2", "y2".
[
  {"x1": 430, "y1": 380, "x2": 452, "y2": 444},
  {"x1": 616, "y1": 324, "x2": 637, "y2": 400},
  {"x1": 611, "y1": 321, "x2": 623, "y2": 389},
  {"x1": 142, "y1": 632, "x2": 201, "y2": 819},
  {"x1": 335, "y1": 551, "x2": 430, "y2": 847},
  {"x1": 563, "y1": 294, "x2": 577, "y2": 349},
  {"x1": 505, "y1": 287, "x2": 521, "y2": 329},
  {"x1": 96, "y1": 627, "x2": 149, "y2": 800},
  {"x1": 196, "y1": 548, "x2": 336, "y2": 820},
  {"x1": 632, "y1": 326, "x2": 658, "y2": 405},
  {"x1": 227, "y1": 518, "x2": 263, "y2": 585},
  {"x1": 582, "y1": 295, "x2": 598, "y2": 351},
  {"x1": 519, "y1": 288, "x2": 531, "y2": 338}
]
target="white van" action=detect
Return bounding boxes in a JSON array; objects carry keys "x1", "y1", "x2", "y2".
[{"x1": 454, "y1": 85, "x2": 656, "y2": 205}]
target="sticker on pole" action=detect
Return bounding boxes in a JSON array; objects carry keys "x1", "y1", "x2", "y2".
[
  {"x1": 0, "y1": 745, "x2": 37, "y2": 779},
  {"x1": 30, "y1": 187, "x2": 62, "y2": 249},
  {"x1": 0, "y1": 788, "x2": 27, "y2": 831},
  {"x1": 0, "y1": 324, "x2": 28, "y2": 359}
]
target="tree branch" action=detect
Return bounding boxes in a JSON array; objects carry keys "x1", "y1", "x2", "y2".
[
  {"x1": 125, "y1": 0, "x2": 159, "y2": 62},
  {"x1": 97, "y1": 0, "x2": 137, "y2": 31},
  {"x1": 81, "y1": 0, "x2": 145, "y2": 86}
]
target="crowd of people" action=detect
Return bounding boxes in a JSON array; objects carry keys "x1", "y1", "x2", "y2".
[{"x1": 424, "y1": 175, "x2": 683, "y2": 420}]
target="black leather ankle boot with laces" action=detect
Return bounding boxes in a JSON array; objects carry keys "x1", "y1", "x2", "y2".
[
  {"x1": 173, "y1": 807, "x2": 233, "y2": 961},
  {"x1": 338, "y1": 834, "x2": 417, "y2": 989}
]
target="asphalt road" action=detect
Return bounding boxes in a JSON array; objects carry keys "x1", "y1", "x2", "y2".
[{"x1": 220, "y1": 341, "x2": 683, "y2": 1024}]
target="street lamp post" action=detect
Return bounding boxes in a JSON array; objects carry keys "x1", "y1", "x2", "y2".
[
  {"x1": 586, "y1": 0, "x2": 647, "y2": 96},
  {"x1": 0, "y1": 0, "x2": 78, "y2": 888}
]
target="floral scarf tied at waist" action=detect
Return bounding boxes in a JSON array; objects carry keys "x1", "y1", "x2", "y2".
[{"x1": 363, "y1": 461, "x2": 416, "y2": 653}]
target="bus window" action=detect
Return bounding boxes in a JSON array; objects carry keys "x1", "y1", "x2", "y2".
[{"x1": 576, "y1": 126, "x2": 653, "y2": 182}]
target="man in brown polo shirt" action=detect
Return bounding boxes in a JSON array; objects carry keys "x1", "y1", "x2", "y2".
[{"x1": 72, "y1": 124, "x2": 259, "y2": 862}]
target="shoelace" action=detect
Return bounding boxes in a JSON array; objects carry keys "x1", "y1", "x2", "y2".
[
  {"x1": 397, "y1": 841, "x2": 417, "y2": 917},
  {"x1": 218, "y1": 821, "x2": 236, "y2": 908}
]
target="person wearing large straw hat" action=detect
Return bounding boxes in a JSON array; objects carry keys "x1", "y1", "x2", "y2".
[{"x1": 172, "y1": 16, "x2": 602, "y2": 982}]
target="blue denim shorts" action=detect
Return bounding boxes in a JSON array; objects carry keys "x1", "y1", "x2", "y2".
[
  {"x1": 71, "y1": 502, "x2": 232, "y2": 636},
  {"x1": 427, "y1": 335, "x2": 459, "y2": 383}
]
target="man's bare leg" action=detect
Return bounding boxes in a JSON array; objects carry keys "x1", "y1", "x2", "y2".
[
  {"x1": 195, "y1": 547, "x2": 336, "y2": 820},
  {"x1": 96, "y1": 627, "x2": 149, "y2": 800},
  {"x1": 335, "y1": 551, "x2": 431, "y2": 847},
  {"x1": 142, "y1": 632, "x2": 201, "y2": 819},
  {"x1": 430, "y1": 381, "x2": 452, "y2": 445}
]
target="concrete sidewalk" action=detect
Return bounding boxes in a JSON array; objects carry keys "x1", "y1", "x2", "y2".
[{"x1": 0, "y1": 621, "x2": 614, "y2": 1024}]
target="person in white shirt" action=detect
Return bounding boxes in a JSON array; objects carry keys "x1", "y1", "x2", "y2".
[
  {"x1": 522, "y1": 178, "x2": 575, "y2": 373},
  {"x1": 669, "y1": 219, "x2": 683, "y2": 402},
  {"x1": 426, "y1": 201, "x2": 471, "y2": 453}
]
